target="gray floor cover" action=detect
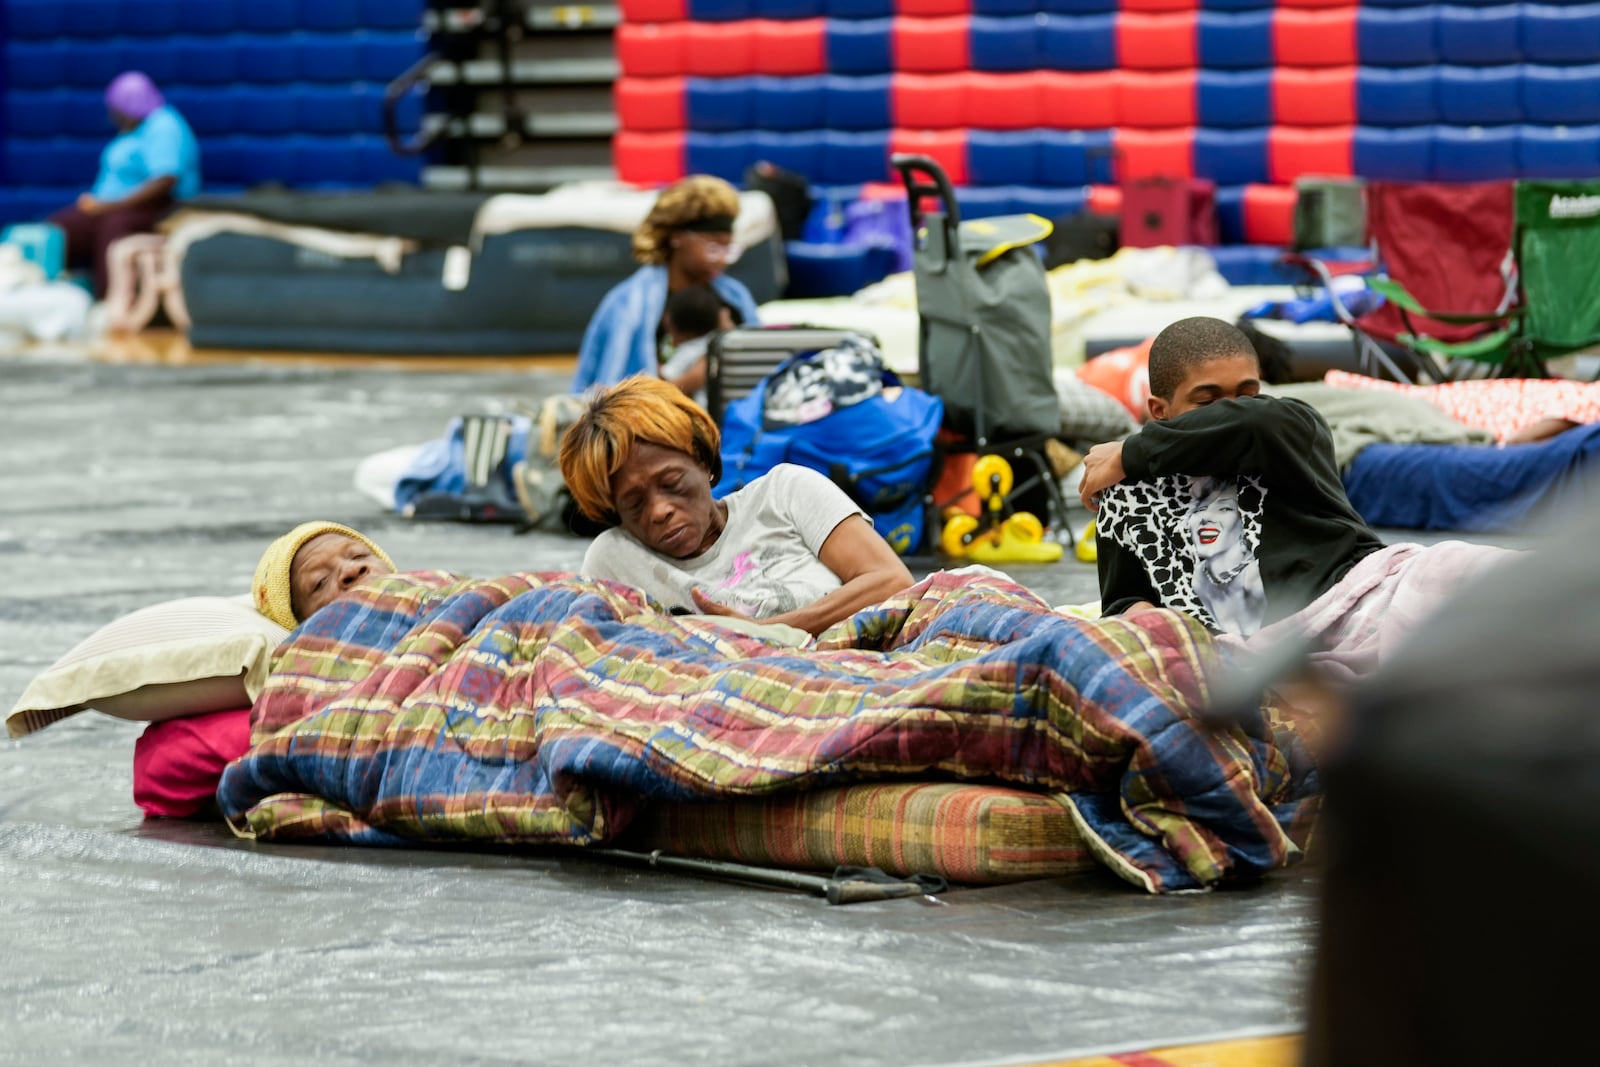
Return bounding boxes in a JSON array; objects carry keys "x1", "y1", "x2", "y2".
[{"x1": 1, "y1": 352, "x2": 1316, "y2": 1066}]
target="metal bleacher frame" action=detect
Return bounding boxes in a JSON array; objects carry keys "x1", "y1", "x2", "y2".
[{"x1": 387, "y1": 0, "x2": 620, "y2": 192}]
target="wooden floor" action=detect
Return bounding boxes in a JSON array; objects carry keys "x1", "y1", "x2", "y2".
[
  {"x1": 1040, "y1": 1033, "x2": 1301, "y2": 1067},
  {"x1": 69, "y1": 328, "x2": 581, "y2": 375}
]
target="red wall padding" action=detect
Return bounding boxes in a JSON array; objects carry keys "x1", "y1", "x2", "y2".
[
  {"x1": 1041, "y1": 71, "x2": 1117, "y2": 129},
  {"x1": 1274, "y1": 9, "x2": 1356, "y2": 67},
  {"x1": 614, "y1": 131, "x2": 687, "y2": 184},
  {"x1": 1116, "y1": 70, "x2": 1196, "y2": 127},
  {"x1": 893, "y1": 16, "x2": 971, "y2": 73},
  {"x1": 1117, "y1": 13, "x2": 1197, "y2": 71},
  {"x1": 1243, "y1": 184, "x2": 1296, "y2": 244},
  {"x1": 617, "y1": 0, "x2": 686, "y2": 24},
  {"x1": 1117, "y1": 128, "x2": 1195, "y2": 179},
  {"x1": 616, "y1": 22, "x2": 687, "y2": 77},
  {"x1": 754, "y1": 18, "x2": 826, "y2": 74},
  {"x1": 1088, "y1": 184, "x2": 1123, "y2": 215},
  {"x1": 1273, "y1": 68, "x2": 1356, "y2": 126},
  {"x1": 1269, "y1": 126, "x2": 1353, "y2": 183},
  {"x1": 685, "y1": 22, "x2": 755, "y2": 75},
  {"x1": 968, "y1": 72, "x2": 1043, "y2": 129},
  {"x1": 893, "y1": 72, "x2": 965, "y2": 128},
  {"x1": 892, "y1": 129, "x2": 968, "y2": 183},
  {"x1": 616, "y1": 76, "x2": 686, "y2": 131},
  {"x1": 896, "y1": 0, "x2": 970, "y2": 15}
]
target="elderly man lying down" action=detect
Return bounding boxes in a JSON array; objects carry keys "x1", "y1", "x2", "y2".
[{"x1": 216, "y1": 563, "x2": 1322, "y2": 894}]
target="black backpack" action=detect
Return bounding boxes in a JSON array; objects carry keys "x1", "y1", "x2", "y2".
[
  {"x1": 1042, "y1": 211, "x2": 1119, "y2": 270},
  {"x1": 745, "y1": 161, "x2": 813, "y2": 243}
]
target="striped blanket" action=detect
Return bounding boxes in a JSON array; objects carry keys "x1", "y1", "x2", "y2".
[{"x1": 217, "y1": 569, "x2": 1318, "y2": 892}]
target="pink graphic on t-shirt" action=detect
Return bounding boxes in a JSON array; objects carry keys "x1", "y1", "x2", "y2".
[{"x1": 718, "y1": 551, "x2": 757, "y2": 588}]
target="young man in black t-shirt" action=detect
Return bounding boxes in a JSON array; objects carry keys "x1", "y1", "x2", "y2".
[{"x1": 1080, "y1": 316, "x2": 1386, "y2": 636}]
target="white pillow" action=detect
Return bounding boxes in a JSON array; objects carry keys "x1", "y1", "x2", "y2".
[{"x1": 6, "y1": 596, "x2": 289, "y2": 739}]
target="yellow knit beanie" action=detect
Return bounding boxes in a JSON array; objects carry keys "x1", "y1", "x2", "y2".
[{"x1": 251, "y1": 521, "x2": 395, "y2": 629}]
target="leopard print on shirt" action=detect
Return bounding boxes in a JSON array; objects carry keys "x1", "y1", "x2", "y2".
[{"x1": 1098, "y1": 475, "x2": 1267, "y2": 633}]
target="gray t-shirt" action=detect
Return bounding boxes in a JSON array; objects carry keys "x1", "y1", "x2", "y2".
[{"x1": 580, "y1": 463, "x2": 868, "y2": 617}]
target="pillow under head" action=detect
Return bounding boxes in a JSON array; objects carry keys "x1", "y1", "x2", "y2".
[{"x1": 6, "y1": 596, "x2": 288, "y2": 739}]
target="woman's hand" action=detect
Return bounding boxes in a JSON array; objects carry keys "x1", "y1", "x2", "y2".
[
  {"x1": 689, "y1": 588, "x2": 752, "y2": 621},
  {"x1": 691, "y1": 517, "x2": 914, "y2": 638}
]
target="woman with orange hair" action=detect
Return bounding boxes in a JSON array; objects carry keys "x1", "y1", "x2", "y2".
[
  {"x1": 559, "y1": 376, "x2": 913, "y2": 636},
  {"x1": 572, "y1": 175, "x2": 763, "y2": 393}
]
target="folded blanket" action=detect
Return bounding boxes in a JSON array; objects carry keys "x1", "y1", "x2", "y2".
[
  {"x1": 218, "y1": 570, "x2": 1319, "y2": 892},
  {"x1": 1265, "y1": 381, "x2": 1493, "y2": 469},
  {"x1": 1324, "y1": 370, "x2": 1600, "y2": 444}
]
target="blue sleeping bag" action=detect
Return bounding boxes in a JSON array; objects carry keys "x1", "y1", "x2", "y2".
[{"x1": 1344, "y1": 422, "x2": 1600, "y2": 531}]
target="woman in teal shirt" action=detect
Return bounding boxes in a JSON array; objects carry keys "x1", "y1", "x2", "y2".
[{"x1": 48, "y1": 71, "x2": 200, "y2": 297}]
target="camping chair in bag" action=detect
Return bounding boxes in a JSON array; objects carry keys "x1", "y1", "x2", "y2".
[
  {"x1": 1301, "y1": 181, "x2": 1523, "y2": 383},
  {"x1": 891, "y1": 154, "x2": 1072, "y2": 562}
]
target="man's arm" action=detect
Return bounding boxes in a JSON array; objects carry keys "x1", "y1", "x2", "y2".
[
  {"x1": 1122, "y1": 396, "x2": 1324, "y2": 481},
  {"x1": 1079, "y1": 398, "x2": 1325, "y2": 510}
]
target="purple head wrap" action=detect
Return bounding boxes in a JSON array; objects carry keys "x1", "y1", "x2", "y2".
[{"x1": 105, "y1": 72, "x2": 165, "y2": 123}]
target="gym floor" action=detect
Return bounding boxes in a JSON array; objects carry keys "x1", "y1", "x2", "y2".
[{"x1": 3, "y1": 338, "x2": 1314, "y2": 1067}]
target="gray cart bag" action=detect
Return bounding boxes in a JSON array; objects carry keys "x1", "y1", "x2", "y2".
[{"x1": 891, "y1": 154, "x2": 1074, "y2": 537}]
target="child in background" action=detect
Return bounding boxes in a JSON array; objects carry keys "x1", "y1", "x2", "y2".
[{"x1": 658, "y1": 284, "x2": 734, "y2": 405}]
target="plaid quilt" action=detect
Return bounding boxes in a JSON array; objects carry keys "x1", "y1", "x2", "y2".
[{"x1": 217, "y1": 569, "x2": 1318, "y2": 892}]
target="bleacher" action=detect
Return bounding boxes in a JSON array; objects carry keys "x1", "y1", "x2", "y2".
[{"x1": 0, "y1": 0, "x2": 426, "y2": 225}]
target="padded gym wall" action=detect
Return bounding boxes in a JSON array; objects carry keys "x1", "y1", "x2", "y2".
[
  {"x1": 0, "y1": 0, "x2": 426, "y2": 225},
  {"x1": 613, "y1": 1, "x2": 1600, "y2": 244}
]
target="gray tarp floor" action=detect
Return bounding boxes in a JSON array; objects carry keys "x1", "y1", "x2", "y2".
[{"x1": 1, "y1": 351, "x2": 1333, "y2": 1066}]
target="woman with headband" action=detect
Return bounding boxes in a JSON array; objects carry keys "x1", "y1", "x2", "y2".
[{"x1": 572, "y1": 175, "x2": 762, "y2": 395}]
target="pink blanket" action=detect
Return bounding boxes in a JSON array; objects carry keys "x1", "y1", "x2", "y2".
[{"x1": 1217, "y1": 541, "x2": 1516, "y2": 685}]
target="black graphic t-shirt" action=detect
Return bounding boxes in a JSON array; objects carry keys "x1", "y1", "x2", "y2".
[{"x1": 1096, "y1": 396, "x2": 1385, "y2": 634}]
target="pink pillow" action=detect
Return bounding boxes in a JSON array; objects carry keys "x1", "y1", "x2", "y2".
[{"x1": 133, "y1": 709, "x2": 253, "y2": 818}]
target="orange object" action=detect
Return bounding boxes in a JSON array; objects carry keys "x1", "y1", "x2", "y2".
[
  {"x1": 1076, "y1": 339, "x2": 1153, "y2": 422},
  {"x1": 931, "y1": 442, "x2": 980, "y2": 517}
]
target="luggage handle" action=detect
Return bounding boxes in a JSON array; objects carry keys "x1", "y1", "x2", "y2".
[
  {"x1": 891, "y1": 153, "x2": 960, "y2": 230},
  {"x1": 1084, "y1": 144, "x2": 1123, "y2": 188},
  {"x1": 892, "y1": 154, "x2": 959, "y2": 273}
]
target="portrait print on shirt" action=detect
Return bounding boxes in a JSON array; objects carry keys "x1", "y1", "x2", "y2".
[{"x1": 1098, "y1": 474, "x2": 1268, "y2": 635}]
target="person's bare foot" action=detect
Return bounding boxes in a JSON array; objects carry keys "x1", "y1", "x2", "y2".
[{"x1": 1505, "y1": 417, "x2": 1581, "y2": 445}]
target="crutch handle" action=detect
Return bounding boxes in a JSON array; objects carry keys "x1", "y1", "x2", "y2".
[{"x1": 826, "y1": 879, "x2": 929, "y2": 905}]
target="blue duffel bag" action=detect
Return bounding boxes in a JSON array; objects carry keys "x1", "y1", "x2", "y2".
[{"x1": 716, "y1": 335, "x2": 944, "y2": 554}]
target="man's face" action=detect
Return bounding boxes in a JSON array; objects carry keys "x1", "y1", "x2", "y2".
[
  {"x1": 290, "y1": 533, "x2": 393, "y2": 622},
  {"x1": 1148, "y1": 354, "x2": 1262, "y2": 420}
]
